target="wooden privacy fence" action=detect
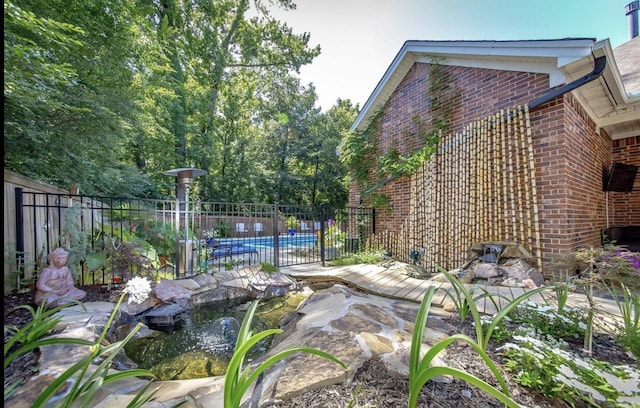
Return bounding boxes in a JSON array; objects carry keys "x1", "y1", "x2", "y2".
[{"x1": 371, "y1": 104, "x2": 543, "y2": 274}]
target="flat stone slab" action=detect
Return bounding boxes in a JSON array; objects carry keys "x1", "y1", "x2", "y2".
[{"x1": 144, "y1": 304, "x2": 186, "y2": 328}]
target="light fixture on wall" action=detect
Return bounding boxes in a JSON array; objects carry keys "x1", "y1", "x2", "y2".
[
  {"x1": 409, "y1": 250, "x2": 420, "y2": 264},
  {"x1": 602, "y1": 162, "x2": 638, "y2": 228}
]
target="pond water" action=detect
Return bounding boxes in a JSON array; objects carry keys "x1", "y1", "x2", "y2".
[{"x1": 124, "y1": 292, "x2": 309, "y2": 381}]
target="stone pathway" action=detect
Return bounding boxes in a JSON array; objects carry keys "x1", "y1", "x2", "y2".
[
  {"x1": 4, "y1": 262, "x2": 628, "y2": 408},
  {"x1": 283, "y1": 263, "x2": 624, "y2": 325}
]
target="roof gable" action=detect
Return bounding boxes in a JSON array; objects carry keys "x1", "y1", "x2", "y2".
[{"x1": 351, "y1": 38, "x2": 640, "y2": 140}]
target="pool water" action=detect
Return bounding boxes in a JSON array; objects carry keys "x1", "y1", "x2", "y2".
[{"x1": 220, "y1": 234, "x2": 318, "y2": 248}]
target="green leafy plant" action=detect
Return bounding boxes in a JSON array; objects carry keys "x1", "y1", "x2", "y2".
[
  {"x1": 223, "y1": 300, "x2": 346, "y2": 408},
  {"x1": 323, "y1": 223, "x2": 346, "y2": 249},
  {"x1": 4, "y1": 298, "x2": 88, "y2": 400},
  {"x1": 3, "y1": 243, "x2": 44, "y2": 293},
  {"x1": 223, "y1": 257, "x2": 244, "y2": 270},
  {"x1": 87, "y1": 222, "x2": 162, "y2": 284},
  {"x1": 329, "y1": 250, "x2": 387, "y2": 266},
  {"x1": 133, "y1": 219, "x2": 178, "y2": 261},
  {"x1": 218, "y1": 220, "x2": 232, "y2": 238},
  {"x1": 29, "y1": 277, "x2": 159, "y2": 408},
  {"x1": 61, "y1": 205, "x2": 90, "y2": 282},
  {"x1": 285, "y1": 216, "x2": 298, "y2": 229},
  {"x1": 609, "y1": 283, "x2": 640, "y2": 359},
  {"x1": 499, "y1": 336, "x2": 639, "y2": 406},
  {"x1": 259, "y1": 262, "x2": 279, "y2": 273},
  {"x1": 565, "y1": 246, "x2": 640, "y2": 356},
  {"x1": 438, "y1": 267, "x2": 550, "y2": 350},
  {"x1": 507, "y1": 302, "x2": 586, "y2": 341},
  {"x1": 408, "y1": 286, "x2": 520, "y2": 408},
  {"x1": 552, "y1": 273, "x2": 573, "y2": 314},
  {"x1": 441, "y1": 277, "x2": 506, "y2": 322}
]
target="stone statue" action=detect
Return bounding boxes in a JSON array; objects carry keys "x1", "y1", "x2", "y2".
[{"x1": 35, "y1": 247, "x2": 87, "y2": 307}]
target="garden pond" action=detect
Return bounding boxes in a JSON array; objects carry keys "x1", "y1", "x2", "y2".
[{"x1": 124, "y1": 290, "x2": 310, "y2": 381}]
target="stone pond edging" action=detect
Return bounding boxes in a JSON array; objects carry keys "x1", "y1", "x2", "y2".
[{"x1": 6, "y1": 264, "x2": 461, "y2": 408}]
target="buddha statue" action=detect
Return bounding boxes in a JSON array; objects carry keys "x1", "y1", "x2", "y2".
[{"x1": 35, "y1": 247, "x2": 87, "y2": 307}]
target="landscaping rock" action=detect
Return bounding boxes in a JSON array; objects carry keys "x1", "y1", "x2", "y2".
[{"x1": 251, "y1": 284, "x2": 455, "y2": 404}]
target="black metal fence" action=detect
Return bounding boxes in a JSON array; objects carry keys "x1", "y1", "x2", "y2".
[{"x1": 9, "y1": 189, "x2": 375, "y2": 290}]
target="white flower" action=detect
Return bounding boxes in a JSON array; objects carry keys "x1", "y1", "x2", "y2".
[{"x1": 124, "y1": 276, "x2": 152, "y2": 304}]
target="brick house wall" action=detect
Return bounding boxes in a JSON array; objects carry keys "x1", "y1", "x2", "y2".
[
  {"x1": 529, "y1": 95, "x2": 612, "y2": 270},
  {"x1": 353, "y1": 63, "x2": 550, "y2": 228},
  {"x1": 610, "y1": 136, "x2": 640, "y2": 226},
  {"x1": 351, "y1": 61, "x2": 637, "y2": 275}
]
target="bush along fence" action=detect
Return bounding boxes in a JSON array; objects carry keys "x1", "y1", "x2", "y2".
[{"x1": 5, "y1": 189, "x2": 376, "y2": 292}]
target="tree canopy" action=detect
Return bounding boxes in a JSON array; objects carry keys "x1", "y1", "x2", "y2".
[{"x1": 4, "y1": 0, "x2": 359, "y2": 211}]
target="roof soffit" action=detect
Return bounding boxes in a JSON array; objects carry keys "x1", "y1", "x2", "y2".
[
  {"x1": 351, "y1": 39, "x2": 639, "y2": 140},
  {"x1": 565, "y1": 39, "x2": 640, "y2": 139}
]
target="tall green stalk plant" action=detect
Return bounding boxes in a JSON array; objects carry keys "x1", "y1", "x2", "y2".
[
  {"x1": 223, "y1": 300, "x2": 346, "y2": 408},
  {"x1": 553, "y1": 274, "x2": 573, "y2": 314},
  {"x1": 609, "y1": 283, "x2": 640, "y2": 359},
  {"x1": 408, "y1": 286, "x2": 520, "y2": 408},
  {"x1": 4, "y1": 299, "x2": 88, "y2": 399},
  {"x1": 438, "y1": 267, "x2": 550, "y2": 351},
  {"x1": 30, "y1": 277, "x2": 158, "y2": 408},
  {"x1": 442, "y1": 281, "x2": 506, "y2": 322}
]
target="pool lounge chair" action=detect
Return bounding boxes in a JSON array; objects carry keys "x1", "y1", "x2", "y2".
[
  {"x1": 209, "y1": 241, "x2": 259, "y2": 262},
  {"x1": 300, "y1": 221, "x2": 311, "y2": 232},
  {"x1": 236, "y1": 223, "x2": 249, "y2": 234}
]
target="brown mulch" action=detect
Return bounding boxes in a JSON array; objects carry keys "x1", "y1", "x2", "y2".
[{"x1": 4, "y1": 286, "x2": 636, "y2": 407}]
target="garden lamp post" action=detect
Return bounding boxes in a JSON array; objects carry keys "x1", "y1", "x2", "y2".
[{"x1": 162, "y1": 168, "x2": 206, "y2": 278}]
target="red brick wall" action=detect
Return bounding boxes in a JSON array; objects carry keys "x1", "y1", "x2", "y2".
[
  {"x1": 529, "y1": 95, "x2": 612, "y2": 273},
  {"x1": 350, "y1": 61, "x2": 638, "y2": 275},
  {"x1": 353, "y1": 62, "x2": 550, "y2": 209},
  {"x1": 610, "y1": 136, "x2": 640, "y2": 226}
]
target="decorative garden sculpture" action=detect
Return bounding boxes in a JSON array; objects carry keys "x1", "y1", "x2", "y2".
[{"x1": 35, "y1": 247, "x2": 86, "y2": 307}]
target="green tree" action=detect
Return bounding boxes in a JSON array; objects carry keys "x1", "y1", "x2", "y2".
[
  {"x1": 4, "y1": 0, "x2": 353, "y2": 208},
  {"x1": 4, "y1": 0, "x2": 171, "y2": 197}
]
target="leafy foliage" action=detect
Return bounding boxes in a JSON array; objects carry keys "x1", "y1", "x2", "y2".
[
  {"x1": 339, "y1": 62, "x2": 455, "y2": 207},
  {"x1": 408, "y1": 286, "x2": 519, "y2": 408},
  {"x1": 608, "y1": 284, "x2": 640, "y2": 359},
  {"x1": 223, "y1": 299, "x2": 346, "y2": 408},
  {"x1": 4, "y1": 0, "x2": 355, "y2": 209},
  {"x1": 438, "y1": 267, "x2": 550, "y2": 351}
]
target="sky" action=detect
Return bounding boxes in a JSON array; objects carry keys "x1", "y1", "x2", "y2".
[{"x1": 271, "y1": 0, "x2": 634, "y2": 110}]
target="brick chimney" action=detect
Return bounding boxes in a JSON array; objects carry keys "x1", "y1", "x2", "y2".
[{"x1": 627, "y1": 1, "x2": 639, "y2": 39}]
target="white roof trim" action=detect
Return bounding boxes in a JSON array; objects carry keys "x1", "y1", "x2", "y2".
[
  {"x1": 414, "y1": 55, "x2": 566, "y2": 86},
  {"x1": 592, "y1": 40, "x2": 633, "y2": 104}
]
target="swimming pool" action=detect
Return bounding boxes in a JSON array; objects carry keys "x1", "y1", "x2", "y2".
[{"x1": 217, "y1": 234, "x2": 318, "y2": 249}]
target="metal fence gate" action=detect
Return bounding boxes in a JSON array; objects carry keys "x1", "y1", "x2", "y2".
[{"x1": 9, "y1": 190, "x2": 375, "y2": 290}]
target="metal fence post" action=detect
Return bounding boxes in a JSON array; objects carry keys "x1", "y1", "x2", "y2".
[
  {"x1": 273, "y1": 203, "x2": 280, "y2": 268},
  {"x1": 320, "y1": 203, "x2": 327, "y2": 266}
]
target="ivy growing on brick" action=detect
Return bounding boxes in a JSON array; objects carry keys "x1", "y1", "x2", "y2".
[{"x1": 341, "y1": 59, "x2": 459, "y2": 205}]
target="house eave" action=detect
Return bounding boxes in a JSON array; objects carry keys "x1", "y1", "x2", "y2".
[{"x1": 567, "y1": 39, "x2": 640, "y2": 140}]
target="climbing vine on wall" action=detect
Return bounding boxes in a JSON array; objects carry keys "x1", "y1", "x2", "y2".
[
  {"x1": 377, "y1": 60, "x2": 457, "y2": 180},
  {"x1": 340, "y1": 109, "x2": 380, "y2": 189},
  {"x1": 341, "y1": 58, "x2": 459, "y2": 203}
]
